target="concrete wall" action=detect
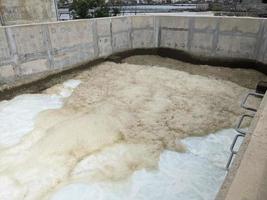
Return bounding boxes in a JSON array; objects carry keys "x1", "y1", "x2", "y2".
[
  {"x1": 159, "y1": 16, "x2": 267, "y2": 62},
  {"x1": 0, "y1": 15, "x2": 267, "y2": 86},
  {"x1": 0, "y1": 0, "x2": 57, "y2": 26}
]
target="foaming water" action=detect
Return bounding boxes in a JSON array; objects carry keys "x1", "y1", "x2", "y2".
[
  {"x1": 50, "y1": 129, "x2": 235, "y2": 200},
  {"x1": 0, "y1": 80, "x2": 81, "y2": 149},
  {"x1": 1, "y1": 58, "x2": 261, "y2": 200}
]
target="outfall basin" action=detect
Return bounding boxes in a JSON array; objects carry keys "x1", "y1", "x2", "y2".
[{"x1": 0, "y1": 55, "x2": 266, "y2": 200}]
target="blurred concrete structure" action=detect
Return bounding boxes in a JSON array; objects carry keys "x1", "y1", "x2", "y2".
[
  {"x1": 0, "y1": 0, "x2": 57, "y2": 26},
  {"x1": 242, "y1": 0, "x2": 263, "y2": 3},
  {"x1": 241, "y1": 0, "x2": 267, "y2": 16}
]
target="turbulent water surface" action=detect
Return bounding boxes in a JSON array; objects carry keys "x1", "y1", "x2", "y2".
[{"x1": 0, "y1": 56, "x2": 265, "y2": 200}]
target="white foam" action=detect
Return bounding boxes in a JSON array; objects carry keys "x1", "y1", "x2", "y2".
[
  {"x1": 51, "y1": 129, "x2": 236, "y2": 200},
  {"x1": 182, "y1": 129, "x2": 238, "y2": 168},
  {"x1": 59, "y1": 80, "x2": 81, "y2": 97},
  {"x1": 0, "y1": 76, "x2": 239, "y2": 200},
  {"x1": 0, "y1": 80, "x2": 81, "y2": 148},
  {"x1": 0, "y1": 95, "x2": 62, "y2": 148}
]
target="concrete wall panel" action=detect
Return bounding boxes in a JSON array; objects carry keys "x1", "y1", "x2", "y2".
[
  {"x1": 191, "y1": 32, "x2": 214, "y2": 55},
  {"x1": 20, "y1": 59, "x2": 49, "y2": 76},
  {"x1": 48, "y1": 20, "x2": 95, "y2": 69},
  {"x1": 8, "y1": 25, "x2": 51, "y2": 76},
  {"x1": 219, "y1": 18, "x2": 261, "y2": 34},
  {"x1": 48, "y1": 21, "x2": 94, "y2": 50},
  {"x1": 111, "y1": 17, "x2": 131, "y2": 33},
  {"x1": 98, "y1": 36, "x2": 112, "y2": 57},
  {"x1": 112, "y1": 32, "x2": 130, "y2": 53},
  {"x1": 11, "y1": 25, "x2": 46, "y2": 57},
  {"x1": 97, "y1": 18, "x2": 112, "y2": 57},
  {"x1": 132, "y1": 16, "x2": 154, "y2": 29},
  {"x1": 194, "y1": 17, "x2": 218, "y2": 31},
  {"x1": 111, "y1": 17, "x2": 131, "y2": 53},
  {"x1": 159, "y1": 16, "x2": 189, "y2": 29},
  {"x1": 0, "y1": 65, "x2": 15, "y2": 83},
  {"x1": 132, "y1": 29, "x2": 155, "y2": 49},
  {"x1": 160, "y1": 29, "x2": 188, "y2": 50},
  {"x1": 97, "y1": 18, "x2": 111, "y2": 36},
  {"x1": 216, "y1": 35, "x2": 257, "y2": 59},
  {"x1": 257, "y1": 19, "x2": 267, "y2": 63},
  {"x1": 52, "y1": 44, "x2": 95, "y2": 69},
  {"x1": 0, "y1": 28, "x2": 10, "y2": 61},
  {"x1": 0, "y1": 15, "x2": 267, "y2": 86}
]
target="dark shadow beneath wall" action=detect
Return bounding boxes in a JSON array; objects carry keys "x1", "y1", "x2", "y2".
[
  {"x1": 1, "y1": 47, "x2": 267, "y2": 101},
  {"x1": 109, "y1": 48, "x2": 267, "y2": 75}
]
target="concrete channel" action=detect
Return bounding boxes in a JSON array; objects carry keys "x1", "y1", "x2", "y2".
[{"x1": 0, "y1": 15, "x2": 267, "y2": 200}]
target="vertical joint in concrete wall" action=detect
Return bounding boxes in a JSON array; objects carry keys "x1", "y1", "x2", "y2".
[
  {"x1": 4, "y1": 27, "x2": 20, "y2": 76},
  {"x1": 42, "y1": 24, "x2": 54, "y2": 69},
  {"x1": 212, "y1": 18, "x2": 220, "y2": 57},
  {"x1": 263, "y1": 20, "x2": 267, "y2": 62},
  {"x1": 187, "y1": 17, "x2": 195, "y2": 51},
  {"x1": 129, "y1": 17, "x2": 133, "y2": 49},
  {"x1": 93, "y1": 19, "x2": 99, "y2": 58},
  {"x1": 158, "y1": 18, "x2": 162, "y2": 48},
  {"x1": 53, "y1": 0, "x2": 59, "y2": 21},
  {"x1": 110, "y1": 19, "x2": 114, "y2": 52},
  {"x1": 255, "y1": 19, "x2": 266, "y2": 62},
  {"x1": 153, "y1": 16, "x2": 160, "y2": 48},
  {"x1": 0, "y1": 16, "x2": 3, "y2": 26},
  {"x1": 0, "y1": 1, "x2": 3, "y2": 26}
]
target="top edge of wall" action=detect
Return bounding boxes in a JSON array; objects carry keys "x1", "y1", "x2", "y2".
[{"x1": 1, "y1": 14, "x2": 266, "y2": 28}]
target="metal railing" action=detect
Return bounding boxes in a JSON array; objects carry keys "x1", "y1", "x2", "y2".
[
  {"x1": 241, "y1": 92, "x2": 264, "y2": 112},
  {"x1": 226, "y1": 90, "x2": 264, "y2": 170}
]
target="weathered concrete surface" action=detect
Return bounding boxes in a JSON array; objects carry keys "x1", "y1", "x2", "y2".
[
  {"x1": 0, "y1": 15, "x2": 267, "y2": 88},
  {"x1": 216, "y1": 93, "x2": 267, "y2": 200},
  {"x1": 257, "y1": 19, "x2": 267, "y2": 64},
  {"x1": 96, "y1": 18, "x2": 112, "y2": 57},
  {"x1": 158, "y1": 16, "x2": 265, "y2": 60},
  {"x1": 131, "y1": 16, "x2": 156, "y2": 49},
  {"x1": 159, "y1": 16, "x2": 189, "y2": 51},
  {"x1": 48, "y1": 20, "x2": 95, "y2": 69},
  {"x1": 0, "y1": 0, "x2": 57, "y2": 26}
]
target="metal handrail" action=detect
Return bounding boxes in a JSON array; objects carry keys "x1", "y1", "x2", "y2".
[
  {"x1": 241, "y1": 92, "x2": 264, "y2": 112},
  {"x1": 230, "y1": 134, "x2": 245, "y2": 154},
  {"x1": 226, "y1": 84, "x2": 266, "y2": 170},
  {"x1": 235, "y1": 114, "x2": 254, "y2": 135},
  {"x1": 226, "y1": 134, "x2": 245, "y2": 170},
  {"x1": 226, "y1": 152, "x2": 234, "y2": 170}
]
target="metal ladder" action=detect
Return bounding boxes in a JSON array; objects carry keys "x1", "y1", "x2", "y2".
[{"x1": 226, "y1": 91, "x2": 265, "y2": 170}]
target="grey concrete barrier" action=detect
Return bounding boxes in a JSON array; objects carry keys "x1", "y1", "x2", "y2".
[{"x1": 0, "y1": 15, "x2": 267, "y2": 86}]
